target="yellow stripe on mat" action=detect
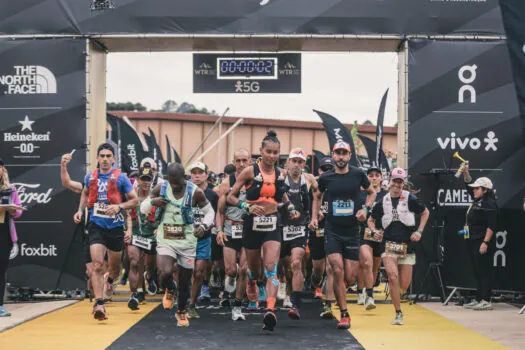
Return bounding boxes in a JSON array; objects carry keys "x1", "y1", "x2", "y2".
[
  {"x1": 0, "y1": 300, "x2": 158, "y2": 350},
  {"x1": 333, "y1": 301, "x2": 508, "y2": 350}
]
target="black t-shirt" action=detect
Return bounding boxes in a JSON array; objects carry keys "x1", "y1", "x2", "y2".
[
  {"x1": 371, "y1": 194, "x2": 425, "y2": 249},
  {"x1": 464, "y1": 181, "x2": 499, "y2": 239},
  {"x1": 318, "y1": 166, "x2": 370, "y2": 234},
  {"x1": 195, "y1": 186, "x2": 219, "y2": 240}
]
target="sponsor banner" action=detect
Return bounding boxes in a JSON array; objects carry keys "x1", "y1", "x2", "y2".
[
  {"x1": 0, "y1": 39, "x2": 87, "y2": 290},
  {"x1": 0, "y1": 0, "x2": 504, "y2": 36},
  {"x1": 408, "y1": 39, "x2": 525, "y2": 293}
]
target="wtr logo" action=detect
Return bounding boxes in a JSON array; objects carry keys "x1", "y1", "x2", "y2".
[{"x1": 0, "y1": 65, "x2": 57, "y2": 95}]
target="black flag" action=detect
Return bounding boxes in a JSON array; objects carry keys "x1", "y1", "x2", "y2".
[
  {"x1": 375, "y1": 89, "x2": 389, "y2": 169},
  {"x1": 312, "y1": 149, "x2": 326, "y2": 176},
  {"x1": 147, "y1": 128, "x2": 168, "y2": 175},
  {"x1": 172, "y1": 147, "x2": 182, "y2": 164},
  {"x1": 107, "y1": 113, "x2": 145, "y2": 174},
  {"x1": 313, "y1": 109, "x2": 358, "y2": 166},
  {"x1": 165, "y1": 135, "x2": 173, "y2": 163},
  {"x1": 359, "y1": 135, "x2": 390, "y2": 172}
]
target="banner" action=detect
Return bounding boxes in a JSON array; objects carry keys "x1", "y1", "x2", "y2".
[
  {"x1": 375, "y1": 89, "x2": 389, "y2": 171},
  {"x1": 0, "y1": 1, "x2": 504, "y2": 36},
  {"x1": 359, "y1": 135, "x2": 389, "y2": 172},
  {"x1": 107, "y1": 113, "x2": 145, "y2": 175},
  {"x1": 314, "y1": 110, "x2": 358, "y2": 167},
  {"x1": 499, "y1": 0, "x2": 525, "y2": 138},
  {"x1": 0, "y1": 38, "x2": 87, "y2": 290},
  {"x1": 165, "y1": 135, "x2": 173, "y2": 163},
  {"x1": 408, "y1": 39, "x2": 525, "y2": 293},
  {"x1": 172, "y1": 147, "x2": 182, "y2": 164}
]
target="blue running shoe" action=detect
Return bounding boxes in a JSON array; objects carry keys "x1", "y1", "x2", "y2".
[
  {"x1": 0, "y1": 306, "x2": 12, "y2": 317},
  {"x1": 198, "y1": 285, "x2": 211, "y2": 302},
  {"x1": 258, "y1": 284, "x2": 267, "y2": 303}
]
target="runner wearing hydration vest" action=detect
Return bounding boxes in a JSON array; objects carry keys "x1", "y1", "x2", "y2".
[{"x1": 141, "y1": 163, "x2": 213, "y2": 327}]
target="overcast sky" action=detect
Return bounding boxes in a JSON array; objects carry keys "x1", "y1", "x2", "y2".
[{"x1": 107, "y1": 52, "x2": 399, "y2": 126}]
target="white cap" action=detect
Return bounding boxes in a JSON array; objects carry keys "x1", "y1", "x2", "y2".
[
  {"x1": 187, "y1": 161, "x2": 207, "y2": 173},
  {"x1": 140, "y1": 157, "x2": 156, "y2": 169},
  {"x1": 468, "y1": 177, "x2": 493, "y2": 190},
  {"x1": 288, "y1": 148, "x2": 307, "y2": 161}
]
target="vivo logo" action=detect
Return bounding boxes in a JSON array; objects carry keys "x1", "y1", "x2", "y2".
[
  {"x1": 458, "y1": 64, "x2": 477, "y2": 104},
  {"x1": 437, "y1": 131, "x2": 498, "y2": 151}
]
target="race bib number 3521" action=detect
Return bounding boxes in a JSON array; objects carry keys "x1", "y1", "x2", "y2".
[{"x1": 252, "y1": 216, "x2": 277, "y2": 232}]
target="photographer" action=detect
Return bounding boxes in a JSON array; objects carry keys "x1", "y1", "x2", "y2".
[{"x1": 461, "y1": 165, "x2": 498, "y2": 311}]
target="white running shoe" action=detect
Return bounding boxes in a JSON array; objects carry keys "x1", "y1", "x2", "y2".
[
  {"x1": 277, "y1": 283, "x2": 287, "y2": 301},
  {"x1": 283, "y1": 296, "x2": 293, "y2": 308},
  {"x1": 392, "y1": 312, "x2": 404, "y2": 325},
  {"x1": 463, "y1": 299, "x2": 479, "y2": 309},
  {"x1": 357, "y1": 292, "x2": 365, "y2": 305},
  {"x1": 232, "y1": 306, "x2": 246, "y2": 321},
  {"x1": 365, "y1": 296, "x2": 376, "y2": 311},
  {"x1": 472, "y1": 300, "x2": 493, "y2": 311}
]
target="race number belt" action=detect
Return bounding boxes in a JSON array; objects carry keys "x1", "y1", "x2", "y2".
[
  {"x1": 132, "y1": 235, "x2": 153, "y2": 250},
  {"x1": 163, "y1": 224, "x2": 186, "y2": 240},
  {"x1": 231, "y1": 224, "x2": 243, "y2": 239},
  {"x1": 364, "y1": 228, "x2": 383, "y2": 243},
  {"x1": 315, "y1": 228, "x2": 324, "y2": 238},
  {"x1": 93, "y1": 202, "x2": 115, "y2": 219},
  {"x1": 332, "y1": 200, "x2": 354, "y2": 216},
  {"x1": 283, "y1": 225, "x2": 306, "y2": 241},
  {"x1": 385, "y1": 241, "x2": 407, "y2": 258},
  {"x1": 252, "y1": 216, "x2": 277, "y2": 232}
]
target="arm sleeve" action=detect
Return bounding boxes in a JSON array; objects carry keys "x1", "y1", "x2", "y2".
[
  {"x1": 200, "y1": 202, "x2": 215, "y2": 228},
  {"x1": 408, "y1": 194, "x2": 426, "y2": 214},
  {"x1": 11, "y1": 187, "x2": 23, "y2": 218}
]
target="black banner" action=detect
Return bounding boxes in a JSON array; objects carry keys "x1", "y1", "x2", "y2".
[
  {"x1": 408, "y1": 39, "x2": 525, "y2": 293},
  {"x1": 107, "y1": 113, "x2": 145, "y2": 175},
  {"x1": 314, "y1": 110, "x2": 358, "y2": 167},
  {"x1": 0, "y1": 38, "x2": 87, "y2": 290},
  {"x1": 375, "y1": 89, "x2": 389, "y2": 171},
  {"x1": 0, "y1": 1, "x2": 504, "y2": 36}
]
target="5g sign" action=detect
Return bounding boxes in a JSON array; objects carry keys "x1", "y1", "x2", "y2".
[{"x1": 235, "y1": 81, "x2": 260, "y2": 93}]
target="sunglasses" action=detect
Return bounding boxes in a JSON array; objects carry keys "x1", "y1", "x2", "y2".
[{"x1": 139, "y1": 176, "x2": 153, "y2": 181}]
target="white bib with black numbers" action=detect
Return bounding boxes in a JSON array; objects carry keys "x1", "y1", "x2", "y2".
[
  {"x1": 93, "y1": 202, "x2": 115, "y2": 219},
  {"x1": 232, "y1": 224, "x2": 243, "y2": 239},
  {"x1": 132, "y1": 235, "x2": 152, "y2": 251},
  {"x1": 252, "y1": 216, "x2": 277, "y2": 232},
  {"x1": 283, "y1": 225, "x2": 306, "y2": 241}
]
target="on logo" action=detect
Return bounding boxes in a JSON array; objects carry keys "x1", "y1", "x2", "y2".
[
  {"x1": 493, "y1": 230, "x2": 507, "y2": 267},
  {"x1": 458, "y1": 64, "x2": 477, "y2": 103}
]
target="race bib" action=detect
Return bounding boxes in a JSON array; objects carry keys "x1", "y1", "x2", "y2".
[
  {"x1": 163, "y1": 224, "x2": 185, "y2": 240},
  {"x1": 315, "y1": 228, "x2": 324, "y2": 238},
  {"x1": 93, "y1": 202, "x2": 115, "y2": 219},
  {"x1": 332, "y1": 200, "x2": 354, "y2": 216},
  {"x1": 132, "y1": 235, "x2": 152, "y2": 250},
  {"x1": 364, "y1": 228, "x2": 383, "y2": 243},
  {"x1": 283, "y1": 225, "x2": 306, "y2": 241},
  {"x1": 252, "y1": 216, "x2": 277, "y2": 232},
  {"x1": 232, "y1": 224, "x2": 243, "y2": 239},
  {"x1": 385, "y1": 241, "x2": 407, "y2": 258}
]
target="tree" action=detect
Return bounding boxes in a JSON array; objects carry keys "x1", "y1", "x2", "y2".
[
  {"x1": 107, "y1": 101, "x2": 147, "y2": 111},
  {"x1": 161, "y1": 100, "x2": 178, "y2": 112},
  {"x1": 363, "y1": 120, "x2": 374, "y2": 125}
]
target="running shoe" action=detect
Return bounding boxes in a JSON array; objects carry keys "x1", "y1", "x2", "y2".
[
  {"x1": 92, "y1": 304, "x2": 107, "y2": 321},
  {"x1": 320, "y1": 303, "x2": 333, "y2": 319},
  {"x1": 232, "y1": 306, "x2": 246, "y2": 321},
  {"x1": 144, "y1": 271, "x2": 158, "y2": 296},
  {"x1": 283, "y1": 296, "x2": 293, "y2": 308},
  {"x1": 365, "y1": 296, "x2": 376, "y2": 311},
  {"x1": 176, "y1": 310, "x2": 190, "y2": 327},
  {"x1": 392, "y1": 312, "x2": 404, "y2": 325},
  {"x1": 314, "y1": 287, "x2": 323, "y2": 299},
  {"x1": 220, "y1": 298, "x2": 230, "y2": 308},
  {"x1": 119, "y1": 274, "x2": 128, "y2": 286},
  {"x1": 288, "y1": 306, "x2": 300, "y2": 320},
  {"x1": 0, "y1": 306, "x2": 12, "y2": 317},
  {"x1": 128, "y1": 294, "x2": 140, "y2": 311},
  {"x1": 357, "y1": 292, "x2": 365, "y2": 305},
  {"x1": 337, "y1": 315, "x2": 351, "y2": 329},
  {"x1": 198, "y1": 285, "x2": 211, "y2": 301},
  {"x1": 246, "y1": 280, "x2": 259, "y2": 303},
  {"x1": 262, "y1": 310, "x2": 277, "y2": 331},
  {"x1": 163, "y1": 289, "x2": 175, "y2": 310},
  {"x1": 277, "y1": 282, "x2": 287, "y2": 300},
  {"x1": 247, "y1": 301, "x2": 259, "y2": 311},
  {"x1": 258, "y1": 284, "x2": 267, "y2": 303},
  {"x1": 473, "y1": 300, "x2": 493, "y2": 311},
  {"x1": 225, "y1": 276, "x2": 236, "y2": 293},
  {"x1": 463, "y1": 299, "x2": 480, "y2": 309},
  {"x1": 138, "y1": 291, "x2": 147, "y2": 305},
  {"x1": 187, "y1": 304, "x2": 200, "y2": 319}
]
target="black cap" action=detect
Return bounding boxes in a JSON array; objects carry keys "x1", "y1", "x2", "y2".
[
  {"x1": 138, "y1": 167, "x2": 153, "y2": 180},
  {"x1": 320, "y1": 157, "x2": 334, "y2": 169},
  {"x1": 97, "y1": 143, "x2": 115, "y2": 156},
  {"x1": 367, "y1": 166, "x2": 382, "y2": 175}
]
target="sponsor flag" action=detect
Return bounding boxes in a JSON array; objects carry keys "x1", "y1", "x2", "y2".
[
  {"x1": 375, "y1": 89, "x2": 389, "y2": 170},
  {"x1": 107, "y1": 113, "x2": 146, "y2": 174}
]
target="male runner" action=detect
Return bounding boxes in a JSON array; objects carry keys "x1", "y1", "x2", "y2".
[
  {"x1": 74, "y1": 143, "x2": 139, "y2": 320},
  {"x1": 310, "y1": 140, "x2": 375, "y2": 329}
]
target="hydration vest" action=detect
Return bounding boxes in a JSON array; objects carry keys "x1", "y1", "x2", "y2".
[
  {"x1": 245, "y1": 163, "x2": 285, "y2": 203},
  {"x1": 87, "y1": 169, "x2": 123, "y2": 208},
  {"x1": 282, "y1": 173, "x2": 310, "y2": 225},
  {"x1": 159, "y1": 180, "x2": 196, "y2": 225},
  {"x1": 381, "y1": 190, "x2": 415, "y2": 229}
]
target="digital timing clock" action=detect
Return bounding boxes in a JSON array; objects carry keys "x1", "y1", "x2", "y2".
[
  {"x1": 217, "y1": 58, "x2": 278, "y2": 80},
  {"x1": 193, "y1": 53, "x2": 301, "y2": 93}
]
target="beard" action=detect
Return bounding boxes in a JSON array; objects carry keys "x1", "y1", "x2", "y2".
[{"x1": 335, "y1": 160, "x2": 348, "y2": 169}]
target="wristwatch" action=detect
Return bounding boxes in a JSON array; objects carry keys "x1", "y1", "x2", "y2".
[
  {"x1": 118, "y1": 203, "x2": 124, "y2": 210},
  {"x1": 483, "y1": 240, "x2": 490, "y2": 245}
]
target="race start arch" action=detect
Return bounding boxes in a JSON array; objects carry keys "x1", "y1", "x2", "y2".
[{"x1": 1, "y1": 0, "x2": 524, "y2": 296}]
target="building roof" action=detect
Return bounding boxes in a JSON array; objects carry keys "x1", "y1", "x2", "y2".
[{"x1": 109, "y1": 111, "x2": 397, "y2": 135}]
